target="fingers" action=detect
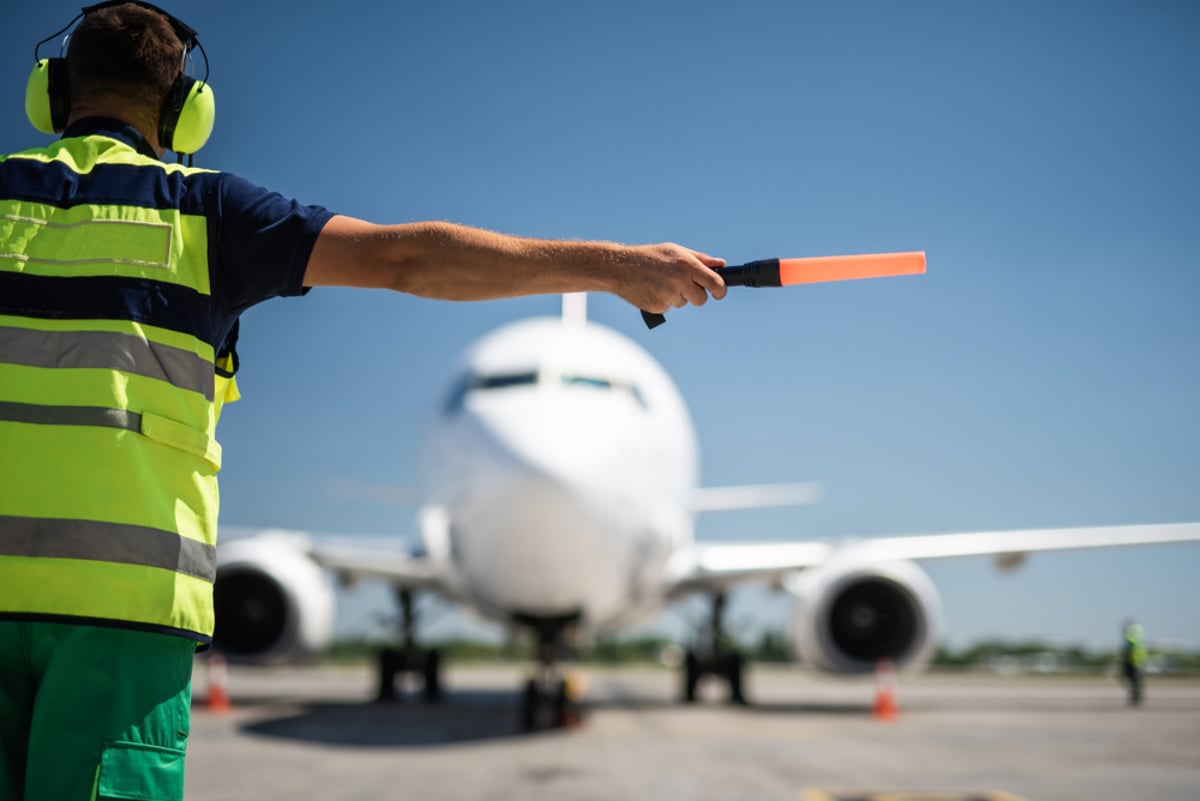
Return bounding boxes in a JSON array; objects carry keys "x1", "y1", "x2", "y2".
[
  {"x1": 619, "y1": 242, "x2": 728, "y2": 313},
  {"x1": 676, "y1": 246, "x2": 727, "y2": 304},
  {"x1": 680, "y1": 280, "x2": 709, "y2": 308}
]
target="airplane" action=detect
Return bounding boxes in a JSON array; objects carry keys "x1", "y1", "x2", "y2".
[{"x1": 211, "y1": 294, "x2": 1200, "y2": 728}]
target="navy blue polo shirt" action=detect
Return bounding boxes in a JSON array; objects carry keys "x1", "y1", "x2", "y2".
[{"x1": 0, "y1": 117, "x2": 335, "y2": 352}]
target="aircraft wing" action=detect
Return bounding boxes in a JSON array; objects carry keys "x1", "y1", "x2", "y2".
[
  {"x1": 667, "y1": 521, "x2": 1200, "y2": 598},
  {"x1": 219, "y1": 523, "x2": 456, "y2": 597},
  {"x1": 307, "y1": 541, "x2": 448, "y2": 592}
]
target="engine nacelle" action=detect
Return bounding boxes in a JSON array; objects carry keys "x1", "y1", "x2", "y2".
[
  {"x1": 785, "y1": 557, "x2": 942, "y2": 674},
  {"x1": 212, "y1": 532, "x2": 335, "y2": 663}
]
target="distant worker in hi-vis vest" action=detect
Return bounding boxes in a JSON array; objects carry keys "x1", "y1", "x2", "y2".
[
  {"x1": 0, "y1": 4, "x2": 726, "y2": 798},
  {"x1": 1121, "y1": 620, "x2": 1147, "y2": 707}
]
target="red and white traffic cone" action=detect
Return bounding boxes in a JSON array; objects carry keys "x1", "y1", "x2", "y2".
[
  {"x1": 199, "y1": 650, "x2": 232, "y2": 714},
  {"x1": 872, "y1": 658, "x2": 899, "y2": 721}
]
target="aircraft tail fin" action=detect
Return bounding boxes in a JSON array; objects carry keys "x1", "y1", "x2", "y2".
[{"x1": 562, "y1": 293, "x2": 588, "y2": 327}]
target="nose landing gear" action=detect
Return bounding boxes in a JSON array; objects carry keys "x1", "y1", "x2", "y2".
[{"x1": 515, "y1": 612, "x2": 586, "y2": 731}]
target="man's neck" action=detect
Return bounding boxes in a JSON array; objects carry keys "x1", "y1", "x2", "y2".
[
  {"x1": 62, "y1": 116, "x2": 162, "y2": 161},
  {"x1": 67, "y1": 105, "x2": 164, "y2": 157}
]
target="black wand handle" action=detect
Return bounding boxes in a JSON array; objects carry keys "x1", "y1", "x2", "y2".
[
  {"x1": 641, "y1": 309, "x2": 667, "y2": 328},
  {"x1": 639, "y1": 259, "x2": 781, "y2": 329}
]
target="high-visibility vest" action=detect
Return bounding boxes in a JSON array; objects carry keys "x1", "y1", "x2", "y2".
[
  {"x1": 1125, "y1": 625, "x2": 1148, "y2": 668},
  {"x1": 0, "y1": 131, "x2": 237, "y2": 643}
]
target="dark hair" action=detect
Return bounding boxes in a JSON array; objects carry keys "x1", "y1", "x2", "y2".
[{"x1": 66, "y1": 2, "x2": 183, "y2": 113}]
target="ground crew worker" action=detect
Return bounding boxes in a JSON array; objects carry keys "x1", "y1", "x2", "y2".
[
  {"x1": 1121, "y1": 620, "x2": 1147, "y2": 706},
  {"x1": 0, "y1": 3, "x2": 726, "y2": 799}
]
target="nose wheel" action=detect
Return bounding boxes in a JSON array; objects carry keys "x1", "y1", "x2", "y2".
[{"x1": 520, "y1": 673, "x2": 581, "y2": 730}]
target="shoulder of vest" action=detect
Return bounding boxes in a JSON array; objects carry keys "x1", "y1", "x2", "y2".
[{"x1": 5, "y1": 136, "x2": 220, "y2": 177}]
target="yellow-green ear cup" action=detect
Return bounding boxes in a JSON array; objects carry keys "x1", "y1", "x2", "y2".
[
  {"x1": 162, "y1": 78, "x2": 215, "y2": 155},
  {"x1": 26, "y1": 58, "x2": 69, "y2": 134}
]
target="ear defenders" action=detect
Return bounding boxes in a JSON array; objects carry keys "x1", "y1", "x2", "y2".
[{"x1": 26, "y1": 1, "x2": 215, "y2": 156}]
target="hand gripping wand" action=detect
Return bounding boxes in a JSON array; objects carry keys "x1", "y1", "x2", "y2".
[{"x1": 642, "y1": 250, "x2": 927, "y2": 329}]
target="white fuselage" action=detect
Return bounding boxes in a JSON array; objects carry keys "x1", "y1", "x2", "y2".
[{"x1": 416, "y1": 317, "x2": 698, "y2": 633}]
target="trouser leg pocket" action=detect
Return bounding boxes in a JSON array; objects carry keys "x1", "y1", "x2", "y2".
[{"x1": 96, "y1": 740, "x2": 185, "y2": 801}]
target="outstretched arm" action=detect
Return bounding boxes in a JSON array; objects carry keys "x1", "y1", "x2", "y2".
[{"x1": 303, "y1": 215, "x2": 726, "y2": 313}]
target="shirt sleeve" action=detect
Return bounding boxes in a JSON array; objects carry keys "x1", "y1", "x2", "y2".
[{"x1": 212, "y1": 172, "x2": 336, "y2": 316}]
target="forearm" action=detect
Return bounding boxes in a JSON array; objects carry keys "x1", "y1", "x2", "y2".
[
  {"x1": 304, "y1": 214, "x2": 726, "y2": 312},
  {"x1": 306, "y1": 216, "x2": 616, "y2": 298},
  {"x1": 387, "y1": 221, "x2": 626, "y2": 300}
]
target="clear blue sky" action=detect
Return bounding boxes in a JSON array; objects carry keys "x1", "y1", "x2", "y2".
[{"x1": 6, "y1": 1, "x2": 1198, "y2": 652}]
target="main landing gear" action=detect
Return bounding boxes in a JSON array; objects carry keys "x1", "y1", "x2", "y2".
[
  {"x1": 376, "y1": 589, "x2": 443, "y2": 703},
  {"x1": 681, "y1": 591, "x2": 746, "y2": 705}
]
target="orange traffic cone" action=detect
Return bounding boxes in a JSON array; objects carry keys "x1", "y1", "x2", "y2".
[
  {"x1": 199, "y1": 650, "x2": 232, "y2": 714},
  {"x1": 872, "y1": 658, "x2": 899, "y2": 721}
]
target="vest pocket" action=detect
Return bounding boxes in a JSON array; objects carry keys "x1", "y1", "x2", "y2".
[
  {"x1": 96, "y1": 740, "x2": 186, "y2": 801},
  {"x1": 139, "y1": 411, "x2": 222, "y2": 470}
]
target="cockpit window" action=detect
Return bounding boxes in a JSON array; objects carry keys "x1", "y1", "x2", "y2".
[
  {"x1": 560, "y1": 375, "x2": 612, "y2": 390},
  {"x1": 476, "y1": 371, "x2": 539, "y2": 390},
  {"x1": 443, "y1": 370, "x2": 647, "y2": 414},
  {"x1": 560, "y1": 374, "x2": 647, "y2": 410},
  {"x1": 443, "y1": 370, "x2": 539, "y2": 414}
]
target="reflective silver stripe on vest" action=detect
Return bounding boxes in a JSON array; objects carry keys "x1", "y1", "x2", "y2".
[
  {"x1": 0, "y1": 326, "x2": 213, "y2": 401},
  {"x1": 0, "y1": 400, "x2": 141, "y2": 432},
  {"x1": 0, "y1": 515, "x2": 216, "y2": 581}
]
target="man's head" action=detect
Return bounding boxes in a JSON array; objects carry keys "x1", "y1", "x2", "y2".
[
  {"x1": 26, "y1": 1, "x2": 214, "y2": 156},
  {"x1": 66, "y1": 2, "x2": 184, "y2": 150}
]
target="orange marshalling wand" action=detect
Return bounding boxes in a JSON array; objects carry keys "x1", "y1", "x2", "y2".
[
  {"x1": 775, "y1": 251, "x2": 926, "y2": 286},
  {"x1": 642, "y1": 250, "x2": 926, "y2": 328}
]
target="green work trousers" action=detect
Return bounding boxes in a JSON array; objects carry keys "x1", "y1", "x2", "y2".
[{"x1": 0, "y1": 621, "x2": 195, "y2": 801}]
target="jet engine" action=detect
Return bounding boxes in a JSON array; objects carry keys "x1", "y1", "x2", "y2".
[
  {"x1": 212, "y1": 533, "x2": 335, "y2": 663},
  {"x1": 785, "y1": 557, "x2": 943, "y2": 674}
]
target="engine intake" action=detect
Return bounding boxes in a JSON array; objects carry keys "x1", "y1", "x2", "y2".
[
  {"x1": 786, "y1": 558, "x2": 942, "y2": 674},
  {"x1": 212, "y1": 532, "x2": 335, "y2": 663}
]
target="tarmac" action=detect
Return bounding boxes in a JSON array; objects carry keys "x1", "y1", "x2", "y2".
[{"x1": 184, "y1": 661, "x2": 1200, "y2": 801}]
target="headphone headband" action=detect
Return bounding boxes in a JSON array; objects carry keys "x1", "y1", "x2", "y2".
[
  {"x1": 80, "y1": 1, "x2": 199, "y2": 49},
  {"x1": 33, "y1": 2, "x2": 198, "y2": 62}
]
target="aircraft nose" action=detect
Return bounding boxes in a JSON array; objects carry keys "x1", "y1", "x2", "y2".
[
  {"x1": 470, "y1": 393, "x2": 640, "y2": 491},
  {"x1": 439, "y1": 402, "x2": 633, "y2": 616}
]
